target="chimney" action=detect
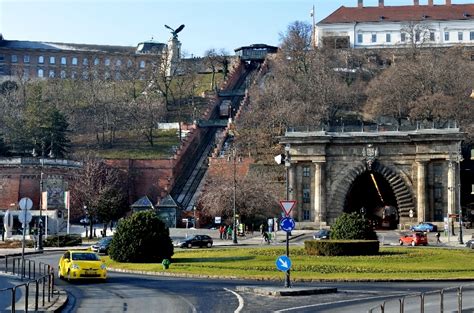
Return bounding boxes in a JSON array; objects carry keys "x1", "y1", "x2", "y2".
[
  {"x1": 379, "y1": 0, "x2": 384, "y2": 8},
  {"x1": 428, "y1": 0, "x2": 433, "y2": 5},
  {"x1": 414, "y1": 0, "x2": 419, "y2": 5},
  {"x1": 446, "y1": 0, "x2": 451, "y2": 5},
  {"x1": 358, "y1": 0, "x2": 363, "y2": 8}
]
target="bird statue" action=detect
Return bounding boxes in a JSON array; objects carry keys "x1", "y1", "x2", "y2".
[{"x1": 164, "y1": 24, "x2": 185, "y2": 39}]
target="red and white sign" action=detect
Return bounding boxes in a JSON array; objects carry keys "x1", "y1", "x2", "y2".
[{"x1": 279, "y1": 200, "x2": 296, "y2": 217}]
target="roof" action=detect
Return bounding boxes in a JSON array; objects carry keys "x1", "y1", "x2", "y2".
[
  {"x1": 131, "y1": 196, "x2": 155, "y2": 209},
  {"x1": 234, "y1": 44, "x2": 278, "y2": 52},
  {"x1": 318, "y1": 4, "x2": 474, "y2": 24},
  {"x1": 0, "y1": 39, "x2": 136, "y2": 54}
]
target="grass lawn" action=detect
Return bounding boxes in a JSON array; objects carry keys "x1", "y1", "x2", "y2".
[{"x1": 105, "y1": 247, "x2": 474, "y2": 281}]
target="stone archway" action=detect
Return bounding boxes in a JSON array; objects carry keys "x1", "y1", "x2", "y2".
[{"x1": 330, "y1": 162, "x2": 415, "y2": 226}]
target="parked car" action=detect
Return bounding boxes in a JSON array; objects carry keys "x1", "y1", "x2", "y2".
[
  {"x1": 174, "y1": 235, "x2": 213, "y2": 248},
  {"x1": 313, "y1": 229, "x2": 331, "y2": 240},
  {"x1": 91, "y1": 236, "x2": 113, "y2": 254},
  {"x1": 410, "y1": 222, "x2": 438, "y2": 232},
  {"x1": 399, "y1": 232, "x2": 428, "y2": 246},
  {"x1": 58, "y1": 250, "x2": 107, "y2": 281},
  {"x1": 466, "y1": 240, "x2": 474, "y2": 249}
]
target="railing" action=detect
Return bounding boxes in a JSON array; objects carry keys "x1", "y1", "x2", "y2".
[
  {"x1": 1, "y1": 255, "x2": 56, "y2": 312},
  {"x1": 287, "y1": 120, "x2": 459, "y2": 134},
  {"x1": 367, "y1": 284, "x2": 473, "y2": 313}
]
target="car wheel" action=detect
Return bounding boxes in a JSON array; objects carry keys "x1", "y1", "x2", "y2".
[
  {"x1": 411, "y1": 241, "x2": 416, "y2": 246},
  {"x1": 207, "y1": 242, "x2": 212, "y2": 248},
  {"x1": 399, "y1": 240, "x2": 403, "y2": 245},
  {"x1": 187, "y1": 243, "x2": 192, "y2": 248}
]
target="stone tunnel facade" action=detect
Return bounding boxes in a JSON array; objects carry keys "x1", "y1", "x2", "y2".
[{"x1": 280, "y1": 127, "x2": 464, "y2": 228}]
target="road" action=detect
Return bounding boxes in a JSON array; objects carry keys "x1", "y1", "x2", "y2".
[{"x1": 13, "y1": 252, "x2": 474, "y2": 313}]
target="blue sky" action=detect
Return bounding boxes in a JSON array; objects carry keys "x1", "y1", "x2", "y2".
[{"x1": 1, "y1": 0, "x2": 472, "y2": 57}]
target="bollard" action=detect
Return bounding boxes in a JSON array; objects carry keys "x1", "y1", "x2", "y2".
[{"x1": 458, "y1": 286, "x2": 463, "y2": 313}]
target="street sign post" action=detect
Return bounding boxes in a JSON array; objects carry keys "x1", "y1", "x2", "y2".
[
  {"x1": 280, "y1": 217, "x2": 295, "y2": 233},
  {"x1": 276, "y1": 255, "x2": 292, "y2": 272},
  {"x1": 18, "y1": 197, "x2": 33, "y2": 279}
]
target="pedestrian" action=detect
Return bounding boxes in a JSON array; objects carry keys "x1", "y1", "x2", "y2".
[
  {"x1": 227, "y1": 225, "x2": 233, "y2": 240},
  {"x1": 219, "y1": 225, "x2": 225, "y2": 240},
  {"x1": 436, "y1": 231, "x2": 441, "y2": 244}
]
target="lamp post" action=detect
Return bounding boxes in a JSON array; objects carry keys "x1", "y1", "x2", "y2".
[
  {"x1": 33, "y1": 147, "x2": 44, "y2": 251},
  {"x1": 284, "y1": 144, "x2": 291, "y2": 288},
  {"x1": 232, "y1": 148, "x2": 238, "y2": 244}
]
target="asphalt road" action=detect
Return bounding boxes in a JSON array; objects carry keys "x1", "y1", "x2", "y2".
[{"x1": 15, "y1": 252, "x2": 474, "y2": 313}]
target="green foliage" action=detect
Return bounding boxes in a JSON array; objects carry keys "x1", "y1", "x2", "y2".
[
  {"x1": 109, "y1": 211, "x2": 174, "y2": 263},
  {"x1": 43, "y1": 234, "x2": 82, "y2": 247},
  {"x1": 331, "y1": 212, "x2": 378, "y2": 240},
  {"x1": 304, "y1": 240, "x2": 379, "y2": 256}
]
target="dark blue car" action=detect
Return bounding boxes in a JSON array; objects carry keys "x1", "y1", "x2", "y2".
[{"x1": 410, "y1": 222, "x2": 438, "y2": 232}]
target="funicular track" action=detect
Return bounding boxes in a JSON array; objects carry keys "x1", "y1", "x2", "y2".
[{"x1": 170, "y1": 62, "x2": 259, "y2": 214}]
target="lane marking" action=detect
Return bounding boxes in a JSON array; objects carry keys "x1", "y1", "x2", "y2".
[
  {"x1": 176, "y1": 295, "x2": 197, "y2": 313},
  {"x1": 224, "y1": 288, "x2": 244, "y2": 313},
  {"x1": 274, "y1": 294, "x2": 402, "y2": 312}
]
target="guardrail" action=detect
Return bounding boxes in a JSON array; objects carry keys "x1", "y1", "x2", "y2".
[
  {"x1": 367, "y1": 285, "x2": 473, "y2": 313},
  {"x1": 1, "y1": 256, "x2": 56, "y2": 312}
]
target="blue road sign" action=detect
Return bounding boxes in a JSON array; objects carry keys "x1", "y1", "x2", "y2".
[
  {"x1": 280, "y1": 217, "x2": 295, "y2": 232},
  {"x1": 276, "y1": 255, "x2": 292, "y2": 272}
]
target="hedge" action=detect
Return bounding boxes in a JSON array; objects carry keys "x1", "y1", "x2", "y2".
[
  {"x1": 43, "y1": 234, "x2": 82, "y2": 247},
  {"x1": 304, "y1": 240, "x2": 380, "y2": 256}
]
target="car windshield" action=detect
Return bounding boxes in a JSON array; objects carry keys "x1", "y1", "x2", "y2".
[
  {"x1": 72, "y1": 252, "x2": 101, "y2": 261},
  {"x1": 99, "y1": 237, "x2": 112, "y2": 244}
]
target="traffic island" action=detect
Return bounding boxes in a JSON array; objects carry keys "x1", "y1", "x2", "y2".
[{"x1": 236, "y1": 285, "x2": 337, "y2": 296}]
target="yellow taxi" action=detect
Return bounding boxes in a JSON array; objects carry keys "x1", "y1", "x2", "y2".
[{"x1": 58, "y1": 250, "x2": 107, "y2": 281}]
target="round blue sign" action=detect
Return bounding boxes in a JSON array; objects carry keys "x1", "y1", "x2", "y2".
[
  {"x1": 280, "y1": 217, "x2": 295, "y2": 232},
  {"x1": 276, "y1": 255, "x2": 292, "y2": 271}
]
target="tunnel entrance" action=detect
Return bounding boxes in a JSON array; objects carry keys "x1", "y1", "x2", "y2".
[{"x1": 344, "y1": 171, "x2": 399, "y2": 229}]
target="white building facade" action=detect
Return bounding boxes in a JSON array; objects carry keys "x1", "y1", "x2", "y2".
[{"x1": 316, "y1": 0, "x2": 474, "y2": 49}]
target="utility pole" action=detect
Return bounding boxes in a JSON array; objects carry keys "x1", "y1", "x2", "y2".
[{"x1": 284, "y1": 144, "x2": 291, "y2": 288}]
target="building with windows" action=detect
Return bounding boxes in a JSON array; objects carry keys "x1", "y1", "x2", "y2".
[
  {"x1": 316, "y1": 0, "x2": 474, "y2": 50},
  {"x1": 0, "y1": 33, "x2": 177, "y2": 81}
]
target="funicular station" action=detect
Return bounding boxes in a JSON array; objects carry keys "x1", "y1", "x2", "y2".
[{"x1": 279, "y1": 122, "x2": 464, "y2": 229}]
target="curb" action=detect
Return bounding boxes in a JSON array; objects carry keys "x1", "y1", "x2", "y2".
[
  {"x1": 236, "y1": 285, "x2": 338, "y2": 296},
  {"x1": 36, "y1": 289, "x2": 68, "y2": 313}
]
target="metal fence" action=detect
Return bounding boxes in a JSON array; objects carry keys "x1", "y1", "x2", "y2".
[
  {"x1": 1, "y1": 255, "x2": 56, "y2": 313},
  {"x1": 367, "y1": 284, "x2": 474, "y2": 313}
]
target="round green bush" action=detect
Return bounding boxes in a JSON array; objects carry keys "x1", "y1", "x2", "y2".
[
  {"x1": 109, "y1": 211, "x2": 174, "y2": 263},
  {"x1": 330, "y1": 212, "x2": 377, "y2": 240}
]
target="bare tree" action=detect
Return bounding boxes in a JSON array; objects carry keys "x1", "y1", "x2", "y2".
[{"x1": 400, "y1": 21, "x2": 432, "y2": 59}]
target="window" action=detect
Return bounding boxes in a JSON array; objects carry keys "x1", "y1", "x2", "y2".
[
  {"x1": 401, "y1": 33, "x2": 406, "y2": 42},
  {"x1": 60, "y1": 70, "x2": 66, "y2": 79},
  {"x1": 430, "y1": 32, "x2": 435, "y2": 41},
  {"x1": 71, "y1": 71, "x2": 77, "y2": 79},
  {"x1": 50, "y1": 56, "x2": 56, "y2": 64},
  {"x1": 83, "y1": 58, "x2": 88, "y2": 65},
  {"x1": 115, "y1": 72, "x2": 121, "y2": 80},
  {"x1": 371, "y1": 34, "x2": 377, "y2": 43},
  {"x1": 37, "y1": 69, "x2": 44, "y2": 78},
  {"x1": 127, "y1": 59, "x2": 133, "y2": 67},
  {"x1": 94, "y1": 58, "x2": 100, "y2": 65},
  {"x1": 72, "y1": 57, "x2": 78, "y2": 65},
  {"x1": 116, "y1": 59, "x2": 122, "y2": 67},
  {"x1": 444, "y1": 31, "x2": 450, "y2": 41},
  {"x1": 24, "y1": 55, "x2": 30, "y2": 63},
  {"x1": 303, "y1": 210, "x2": 310, "y2": 221},
  {"x1": 49, "y1": 70, "x2": 55, "y2": 78},
  {"x1": 458, "y1": 32, "x2": 463, "y2": 41},
  {"x1": 105, "y1": 71, "x2": 111, "y2": 79},
  {"x1": 415, "y1": 32, "x2": 420, "y2": 42},
  {"x1": 471, "y1": 31, "x2": 474, "y2": 41},
  {"x1": 61, "y1": 57, "x2": 67, "y2": 65},
  {"x1": 11, "y1": 55, "x2": 18, "y2": 63},
  {"x1": 386, "y1": 33, "x2": 391, "y2": 43},
  {"x1": 357, "y1": 33, "x2": 363, "y2": 43},
  {"x1": 303, "y1": 166, "x2": 310, "y2": 177},
  {"x1": 82, "y1": 71, "x2": 89, "y2": 79},
  {"x1": 303, "y1": 185, "x2": 310, "y2": 204},
  {"x1": 105, "y1": 58, "x2": 110, "y2": 66},
  {"x1": 139, "y1": 60, "x2": 145, "y2": 68},
  {"x1": 38, "y1": 56, "x2": 44, "y2": 64}
]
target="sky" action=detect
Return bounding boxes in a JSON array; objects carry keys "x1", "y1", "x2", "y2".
[{"x1": 1, "y1": 0, "x2": 473, "y2": 57}]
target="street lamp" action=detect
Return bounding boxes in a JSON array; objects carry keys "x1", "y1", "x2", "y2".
[
  {"x1": 32, "y1": 148, "x2": 44, "y2": 251},
  {"x1": 230, "y1": 148, "x2": 238, "y2": 244}
]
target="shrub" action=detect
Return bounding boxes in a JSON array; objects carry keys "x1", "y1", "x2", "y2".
[
  {"x1": 109, "y1": 211, "x2": 174, "y2": 263},
  {"x1": 305, "y1": 240, "x2": 379, "y2": 256},
  {"x1": 331, "y1": 212, "x2": 377, "y2": 240},
  {"x1": 43, "y1": 234, "x2": 82, "y2": 247}
]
